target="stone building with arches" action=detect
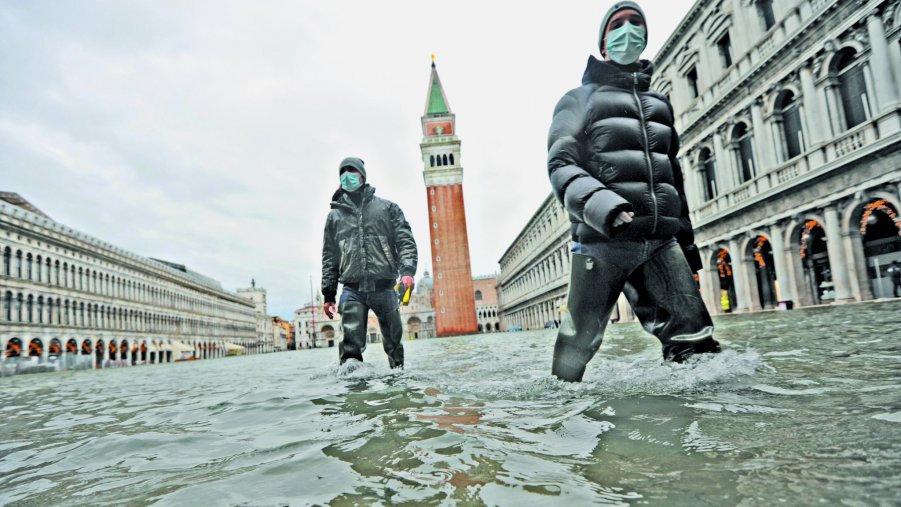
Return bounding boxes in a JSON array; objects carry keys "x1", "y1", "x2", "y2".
[
  {"x1": 655, "y1": 0, "x2": 901, "y2": 313},
  {"x1": 1, "y1": 193, "x2": 259, "y2": 374},
  {"x1": 498, "y1": 0, "x2": 900, "y2": 322}
]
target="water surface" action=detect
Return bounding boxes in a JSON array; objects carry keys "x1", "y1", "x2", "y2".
[{"x1": 1, "y1": 301, "x2": 900, "y2": 506}]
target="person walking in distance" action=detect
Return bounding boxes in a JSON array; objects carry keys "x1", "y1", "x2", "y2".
[
  {"x1": 546, "y1": 1, "x2": 721, "y2": 381},
  {"x1": 887, "y1": 260, "x2": 901, "y2": 297},
  {"x1": 321, "y1": 157, "x2": 418, "y2": 369}
]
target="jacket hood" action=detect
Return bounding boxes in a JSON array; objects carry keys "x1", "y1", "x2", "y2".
[{"x1": 581, "y1": 55, "x2": 654, "y2": 90}]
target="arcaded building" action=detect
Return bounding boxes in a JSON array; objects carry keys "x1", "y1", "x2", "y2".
[
  {"x1": 1, "y1": 193, "x2": 258, "y2": 374},
  {"x1": 499, "y1": 0, "x2": 900, "y2": 321},
  {"x1": 654, "y1": 0, "x2": 901, "y2": 313},
  {"x1": 472, "y1": 275, "x2": 501, "y2": 333}
]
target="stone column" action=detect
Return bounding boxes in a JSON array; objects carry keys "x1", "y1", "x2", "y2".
[
  {"x1": 799, "y1": 62, "x2": 827, "y2": 145},
  {"x1": 681, "y1": 154, "x2": 700, "y2": 210},
  {"x1": 751, "y1": 99, "x2": 775, "y2": 172},
  {"x1": 866, "y1": 11, "x2": 900, "y2": 113},
  {"x1": 701, "y1": 246, "x2": 722, "y2": 315},
  {"x1": 768, "y1": 222, "x2": 794, "y2": 304},
  {"x1": 728, "y1": 238, "x2": 752, "y2": 311},
  {"x1": 713, "y1": 128, "x2": 734, "y2": 192},
  {"x1": 823, "y1": 205, "x2": 853, "y2": 301}
]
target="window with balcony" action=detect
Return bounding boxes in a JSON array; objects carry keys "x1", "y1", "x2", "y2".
[
  {"x1": 776, "y1": 91, "x2": 804, "y2": 159},
  {"x1": 757, "y1": 0, "x2": 776, "y2": 31},
  {"x1": 717, "y1": 33, "x2": 733, "y2": 68},
  {"x1": 686, "y1": 67, "x2": 699, "y2": 98},
  {"x1": 699, "y1": 148, "x2": 718, "y2": 200},
  {"x1": 834, "y1": 48, "x2": 870, "y2": 129},
  {"x1": 731, "y1": 123, "x2": 756, "y2": 183}
]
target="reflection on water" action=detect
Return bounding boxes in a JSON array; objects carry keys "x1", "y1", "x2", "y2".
[{"x1": 1, "y1": 300, "x2": 899, "y2": 505}]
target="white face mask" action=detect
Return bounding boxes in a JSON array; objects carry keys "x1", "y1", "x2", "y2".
[{"x1": 606, "y1": 22, "x2": 647, "y2": 65}]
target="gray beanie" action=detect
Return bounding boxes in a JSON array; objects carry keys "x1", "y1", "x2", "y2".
[
  {"x1": 599, "y1": 1, "x2": 647, "y2": 56},
  {"x1": 338, "y1": 157, "x2": 366, "y2": 181}
]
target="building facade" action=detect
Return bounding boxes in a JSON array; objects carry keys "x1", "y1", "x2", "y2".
[
  {"x1": 654, "y1": 0, "x2": 901, "y2": 313},
  {"x1": 498, "y1": 0, "x2": 900, "y2": 322},
  {"x1": 420, "y1": 57, "x2": 478, "y2": 336},
  {"x1": 0, "y1": 193, "x2": 258, "y2": 374},
  {"x1": 473, "y1": 275, "x2": 502, "y2": 333},
  {"x1": 236, "y1": 284, "x2": 275, "y2": 351},
  {"x1": 400, "y1": 271, "x2": 436, "y2": 340}
]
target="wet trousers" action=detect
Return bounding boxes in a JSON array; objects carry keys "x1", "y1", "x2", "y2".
[
  {"x1": 552, "y1": 238, "x2": 720, "y2": 382},
  {"x1": 338, "y1": 286, "x2": 404, "y2": 368}
]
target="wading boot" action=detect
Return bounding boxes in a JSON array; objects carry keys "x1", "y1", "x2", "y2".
[
  {"x1": 624, "y1": 242, "x2": 721, "y2": 363},
  {"x1": 339, "y1": 302, "x2": 368, "y2": 364},
  {"x1": 378, "y1": 309, "x2": 405, "y2": 369},
  {"x1": 552, "y1": 254, "x2": 627, "y2": 382}
]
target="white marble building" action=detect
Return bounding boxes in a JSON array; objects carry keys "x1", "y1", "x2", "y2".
[
  {"x1": 0, "y1": 193, "x2": 258, "y2": 374},
  {"x1": 237, "y1": 285, "x2": 275, "y2": 352}
]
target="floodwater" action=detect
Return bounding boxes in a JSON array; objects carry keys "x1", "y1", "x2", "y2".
[{"x1": 1, "y1": 301, "x2": 900, "y2": 506}]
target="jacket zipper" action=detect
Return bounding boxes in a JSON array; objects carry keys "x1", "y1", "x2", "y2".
[{"x1": 633, "y1": 72, "x2": 658, "y2": 234}]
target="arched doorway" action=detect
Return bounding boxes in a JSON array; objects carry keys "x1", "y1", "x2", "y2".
[
  {"x1": 858, "y1": 199, "x2": 901, "y2": 298},
  {"x1": 95, "y1": 339, "x2": 105, "y2": 368},
  {"x1": 109, "y1": 340, "x2": 118, "y2": 362},
  {"x1": 322, "y1": 325, "x2": 336, "y2": 348},
  {"x1": 120, "y1": 340, "x2": 129, "y2": 365},
  {"x1": 48, "y1": 338, "x2": 62, "y2": 358},
  {"x1": 28, "y1": 338, "x2": 43, "y2": 358},
  {"x1": 140, "y1": 341, "x2": 148, "y2": 364},
  {"x1": 800, "y1": 220, "x2": 832, "y2": 304},
  {"x1": 750, "y1": 236, "x2": 778, "y2": 309},
  {"x1": 81, "y1": 339, "x2": 92, "y2": 357},
  {"x1": 6, "y1": 337, "x2": 22, "y2": 358},
  {"x1": 66, "y1": 338, "x2": 77, "y2": 355},
  {"x1": 715, "y1": 248, "x2": 736, "y2": 313},
  {"x1": 406, "y1": 316, "x2": 422, "y2": 340}
]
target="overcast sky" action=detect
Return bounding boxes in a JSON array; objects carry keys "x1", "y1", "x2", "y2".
[{"x1": 0, "y1": 0, "x2": 695, "y2": 318}]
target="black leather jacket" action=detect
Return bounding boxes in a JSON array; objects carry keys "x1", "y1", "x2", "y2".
[
  {"x1": 321, "y1": 185, "x2": 417, "y2": 302},
  {"x1": 547, "y1": 57, "x2": 693, "y2": 246}
]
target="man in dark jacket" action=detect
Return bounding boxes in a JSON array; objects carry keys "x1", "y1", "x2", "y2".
[
  {"x1": 547, "y1": 1, "x2": 721, "y2": 381},
  {"x1": 321, "y1": 157, "x2": 417, "y2": 369}
]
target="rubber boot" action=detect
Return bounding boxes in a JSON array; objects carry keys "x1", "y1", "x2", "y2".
[
  {"x1": 552, "y1": 253, "x2": 627, "y2": 382},
  {"x1": 624, "y1": 242, "x2": 721, "y2": 363},
  {"x1": 377, "y1": 309, "x2": 405, "y2": 369},
  {"x1": 339, "y1": 302, "x2": 368, "y2": 364}
]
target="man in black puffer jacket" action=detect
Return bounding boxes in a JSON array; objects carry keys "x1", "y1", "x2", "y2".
[
  {"x1": 547, "y1": 1, "x2": 721, "y2": 381},
  {"x1": 321, "y1": 157, "x2": 418, "y2": 369}
]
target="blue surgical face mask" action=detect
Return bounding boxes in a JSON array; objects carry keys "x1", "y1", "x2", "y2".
[
  {"x1": 340, "y1": 172, "x2": 362, "y2": 192},
  {"x1": 605, "y1": 22, "x2": 647, "y2": 65}
]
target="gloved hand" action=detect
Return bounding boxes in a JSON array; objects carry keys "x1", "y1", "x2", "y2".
[
  {"x1": 401, "y1": 275, "x2": 415, "y2": 292},
  {"x1": 681, "y1": 244, "x2": 704, "y2": 273},
  {"x1": 323, "y1": 302, "x2": 337, "y2": 320},
  {"x1": 612, "y1": 210, "x2": 634, "y2": 228}
]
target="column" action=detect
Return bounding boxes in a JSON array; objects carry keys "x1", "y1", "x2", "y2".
[
  {"x1": 823, "y1": 205, "x2": 853, "y2": 301},
  {"x1": 799, "y1": 62, "x2": 827, "y2": 145},
  {"x1": 701, "y1": 246, "x2": 722, "y2": 315},
  {"x1": 768, "y1": 222, "x2": 794, "y2": 304},
  {"x1": 728, "y1": 238, "x2": 752, "y2": 311},
  {"x1": 713, "y1": 128, "x2": 735, "y2": 192},
  {"x1": 681, "y1": 155, "x2": 700, "y2": 210},
  {"x1": 866, "y1": 11, "x2": 900, "y2": 113},
  {"x1": 752, "y1": 99, "x2": 776, "y2": 172}
]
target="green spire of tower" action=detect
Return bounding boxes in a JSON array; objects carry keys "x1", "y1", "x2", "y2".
[{"x1": 425, "y1": 55, "x2": 451, "y2": 116}]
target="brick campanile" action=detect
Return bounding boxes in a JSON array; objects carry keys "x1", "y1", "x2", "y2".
[{"x1": 419, "y1": 57, "x2": 477, "y2": 336}]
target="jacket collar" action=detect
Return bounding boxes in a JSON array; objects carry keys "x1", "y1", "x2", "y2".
[
  {"x1": 581, "y1": 55, "x2": 654, "y2": 91},
  {"x1": 331, "y1": 184, "x2": 375, "y2": 210}
]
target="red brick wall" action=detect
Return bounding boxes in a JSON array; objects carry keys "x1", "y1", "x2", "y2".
[{"x1": 426, "y1": 184, "x2": 478, "y2": 335}]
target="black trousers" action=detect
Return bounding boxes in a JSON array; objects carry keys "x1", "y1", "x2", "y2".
[{"x1": 338, "y1": 286, "x2": 404, "y2": 368}]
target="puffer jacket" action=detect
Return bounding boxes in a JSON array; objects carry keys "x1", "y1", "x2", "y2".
[
  {"x1": 547, "y1": 56, "x2": 693, "y2": 245},
  {"x1": 321, "y1": 185, "x2": 417, "y2": 302}
]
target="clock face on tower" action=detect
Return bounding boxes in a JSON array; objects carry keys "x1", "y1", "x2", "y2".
[{"x1": 425, "y1": 121, "x2": 453, "y2": 137}]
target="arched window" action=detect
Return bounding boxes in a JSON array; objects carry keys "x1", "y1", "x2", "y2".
[
  {"x1": 54, "y1": 260, "x2": 60, "y2": 285},
  {"x1": 2, "y1": 247, "x2": 9, "y2": 276},
  {"x1": 430, "y1": 155, "x2": 435, "y2": 167},
  {"x1": 47, "y1": 298, "x2": 54, "y2": 325},
  {"x1": 37, "y1": 296, "x2": 44, "y2": 324},
  {"x1": 15, "y1": 250, "x2": 23, "y2": 277},
  {"x1": 78, "y1": 267, "x2": 84, "y2": 290},
  {"x1": 475, "y1": 290, "x2": 483, "y2": 301},
  {"x1": 757, "y1": 0, "x2": 775, "y2": 31},
  {"x1": 15, "y1": 293, "x2": 23, "y2": 322},
  {"x1": 36, "y1": 255, "x2": 42, "y2": 282},
  {"x1": 45, "y1": 257, "x2": 51, "y2": 283},
  {"x1": 449, "y1": 153, "x2": 454, "y2": 165},
  {"x1": 731, "y1": 123, "x2": 756, "y2": 183},
  {"x1": 699, "y1": 148, "x2": 717, "y2": 200},
  {"x1": 776, "y1": 91, "x2": 804, "y2": 160},
  {"x1": 442, "y1": 154, "x2": 449, "y2": 166},
  {"x1": 2, "y1": 291, "x2": 11, "y2": 321},
  {"x1": 26, "y1": 253, "x2": 33, "y2": 280},
  {"x1": 55, "y1": 298, "x2": 61, "y2": 324},
  {"x1": 26, "y1": 295, "x2": 34, "y2": 323},
  {"x1": 834, "y1": 48, "x2": 869, "y2": 129}
]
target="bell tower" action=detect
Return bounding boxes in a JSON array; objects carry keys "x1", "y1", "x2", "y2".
[{"x1": 420, "y1": 56, "x2": 477, "y2": 336}]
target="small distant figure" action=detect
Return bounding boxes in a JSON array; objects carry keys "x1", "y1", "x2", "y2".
[
  {"x1": 546, "y1": 1, "x2": 720, "y2": 382},
  {"x1": 888, "y1": 260, "x2": 901, "y2": 297},
  {"x1": 251, "y1": 278, "x2": 256, "y2": 289},
  {"x1": 321, "y1": 157, "x2": 418, "y2": 369}
]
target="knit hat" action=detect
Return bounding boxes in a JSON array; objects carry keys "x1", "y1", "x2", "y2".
[
  {"x1": 338, "y1": 157, "x2": 366, "y2": 181},
  {"x1": 599, "y1": 1, "x2": 647, "y2": 56}
]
